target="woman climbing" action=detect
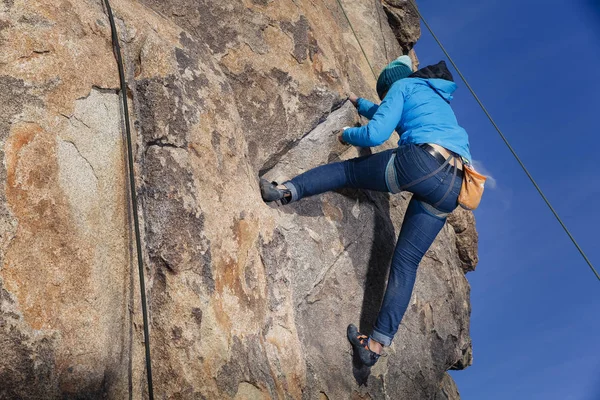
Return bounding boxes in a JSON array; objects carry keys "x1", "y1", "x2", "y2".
[{"x1": 260, "y1": 55, "x2": 472, "y2": 367}]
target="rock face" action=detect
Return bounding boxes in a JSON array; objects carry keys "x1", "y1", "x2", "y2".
[{"x1": 0, "y1": 0, "x2": 477, "y2": 399}]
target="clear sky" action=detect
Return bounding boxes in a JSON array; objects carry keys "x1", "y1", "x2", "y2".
[{"x1": 412, "y1": 1, "x2": 600, "y2": 399}]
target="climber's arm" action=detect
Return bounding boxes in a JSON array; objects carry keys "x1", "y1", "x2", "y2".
[
  {"x1": 348, "y1": 93, "x2": 379, "y2": 119},
  {"x1": 356, "y1": 98, "x2": 379, "y2": 119},
  {"x1": 342, "y1": 85, "x2": 404, "y2": 147}
]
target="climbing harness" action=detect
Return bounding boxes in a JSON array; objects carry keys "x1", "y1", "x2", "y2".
[
  {"x1": 335, "y1": 0, "x2": 599, "y2": 280},
  {"x1": 102, "y1": 1, "x2": 155, "y2": 398}
]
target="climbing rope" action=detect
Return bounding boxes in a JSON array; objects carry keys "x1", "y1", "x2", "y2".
[
  {"x1": 335, "y1": 0, "x2": 378, "y2": 80},
  {"x1": 102, "y1": 1, "x2": 155, "y2": 398},
  {"x1": 337, "y1": 0, "x2": 599, "y2": 281}
]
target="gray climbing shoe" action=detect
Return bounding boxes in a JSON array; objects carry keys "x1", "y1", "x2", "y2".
[
  {"x1": 260, "y1": 179, "x2": 292, "y2": 204},
  {"x1": 347, "y1": 324, "x2": 380, "y2": 367}
]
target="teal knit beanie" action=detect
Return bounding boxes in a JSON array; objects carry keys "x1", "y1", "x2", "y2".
[{"x1": 376, "y1": 55, "x2": 413, "y2": 100}]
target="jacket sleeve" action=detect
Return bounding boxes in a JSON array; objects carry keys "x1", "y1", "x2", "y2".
[
  {"x1": 342, "y1": 84, "x2": 404, "y2": 147},
  {"x1": 356, "y1": 97, "x2": 379, "y2": 119}
]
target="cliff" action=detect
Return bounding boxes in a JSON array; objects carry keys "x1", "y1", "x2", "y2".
[{"x1": 0, "y1": 0, "x2": 477, "y2": 398}]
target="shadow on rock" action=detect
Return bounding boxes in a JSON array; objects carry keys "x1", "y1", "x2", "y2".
[
  {"x1": 351, "y1": 351, "x2": 372, "y2": 386},
  {"x1": 342, "y1": 189, "x2": 396, "y2": 386},
  {"x1": 356, "y1": 191, "x2": 396, "y2": 335}
]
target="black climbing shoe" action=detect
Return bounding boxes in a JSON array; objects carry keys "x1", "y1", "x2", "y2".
[
  {"x1": 260, "y1": 178, "x2": 292, "y2": 204},
  {"x1": 347, "y1": 324, "x2": 380, "y2": 367}
]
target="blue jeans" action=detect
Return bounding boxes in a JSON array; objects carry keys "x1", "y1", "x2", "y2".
[{"x1": 285, "y1": 144, "x2": 462, "y2": 346}]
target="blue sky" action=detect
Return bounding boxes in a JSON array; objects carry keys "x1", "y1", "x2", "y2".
[{"x1": 412, "y1": 1, "x2": 600, "y2": 399}]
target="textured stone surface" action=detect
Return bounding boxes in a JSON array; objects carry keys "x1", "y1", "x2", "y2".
[
  {"x1": 0, "y1": 0, "x2": 477, "y2": 398},
  {"x1": 447, "y1": 208, "x2": 479, "y2": 272},
  {"x1": 383, "y1": 0, "x2": 422, "y2": 52},
  {"x1": 436, "y1": 373, "x2": 461, "y2": 400}
]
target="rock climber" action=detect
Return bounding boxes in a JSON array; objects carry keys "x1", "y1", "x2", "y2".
[{"x1": 260, "y1": 55, "x2": 472, "y2": 367}]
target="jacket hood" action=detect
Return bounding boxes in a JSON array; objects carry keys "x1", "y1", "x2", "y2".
[
  {"x1": 410, "y1": 60, "x2": 454, "y2": 81},
  {"x1": 426, "y1": 79, "x2": 457, "y2": 101}
]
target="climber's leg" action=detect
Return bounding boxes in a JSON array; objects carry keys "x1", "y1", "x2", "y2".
[
  {"x1": 370, "y1": 197, "x2": 447, "y2": 347},
  {"x1": 368, "y1": 144, "x2": 462, "y2": 347},
  {"x1": 282, "y1": 149, "x2": 395, "y2": 202}
]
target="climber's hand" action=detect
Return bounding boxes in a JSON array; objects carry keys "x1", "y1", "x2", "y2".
[
  {"x1": 337, "y1": 129, "x2": 349, "y2": 145},
  {"x1": 348, "y1": 93, "x2": 359, "y2": 107}
]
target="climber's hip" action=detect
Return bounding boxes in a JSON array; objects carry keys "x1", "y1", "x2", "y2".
[{"x1": 387, "y1": 144, "x2": 462, "y2": 216}]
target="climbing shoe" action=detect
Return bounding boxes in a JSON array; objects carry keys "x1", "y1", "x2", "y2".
[
  {"x1": 347, "y1": 324, "x2": 381, "y2": 367},
  {"x1": 260, "y1": 179, "x2": 292, "y2": 204}
]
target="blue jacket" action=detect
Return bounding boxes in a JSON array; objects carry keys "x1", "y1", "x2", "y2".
[{"x1": 342, "y1": 77, "x2": 472, "y2": 162}]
